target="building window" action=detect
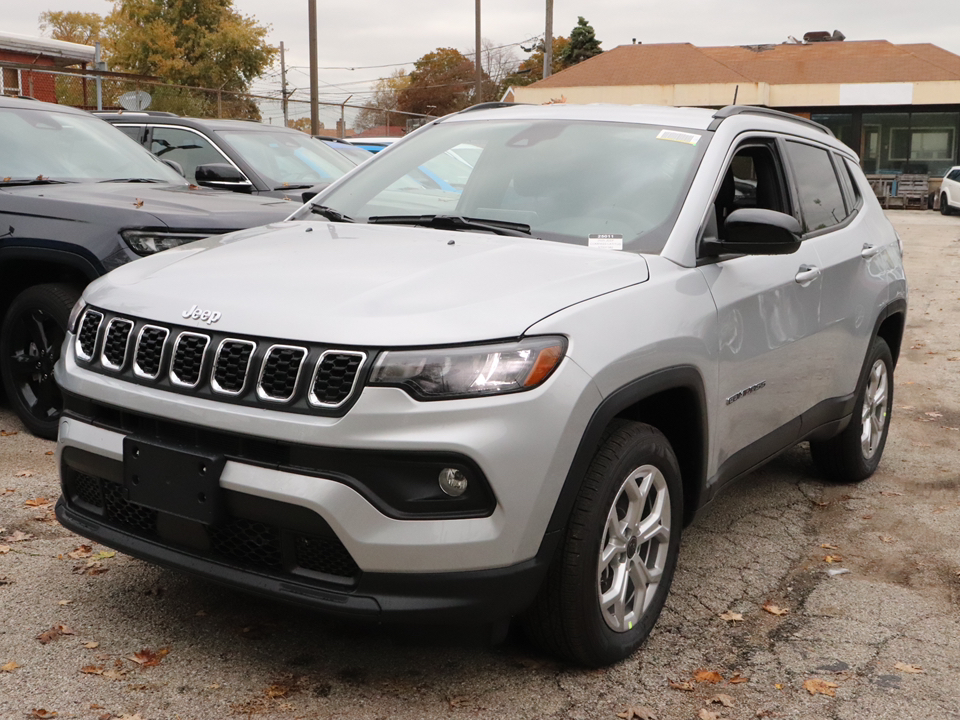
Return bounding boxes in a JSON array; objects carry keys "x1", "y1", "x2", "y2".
[
  {"x1": 889, "y1": 127, "x2": 954, "y2": 162},
  {"x1": 1, "y1": 67, "x2": 21, "y2": 96}
]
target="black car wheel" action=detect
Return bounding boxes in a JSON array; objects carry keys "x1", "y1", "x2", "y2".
[
  {"x1": 941, "y1": 193, "x2": 953, "y2": 215},
  {"x1": 0, "y1": 284, "x2": 81, "y2": 439}
]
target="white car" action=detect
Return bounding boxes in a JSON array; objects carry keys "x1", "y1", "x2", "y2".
[{"x1": 941, "y1": 166, "x2": 960, "y2": 215}]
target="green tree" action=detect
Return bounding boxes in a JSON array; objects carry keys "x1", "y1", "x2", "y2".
[
  {"x1": 38, "y1": 11, "x2": 105, "y2": 46},
  {"x1": 398, "y1": 47, "x2": 477, "y2": 117},
  {"x1": 502, "y1": 36, "x2": 569, "y2": 88},
  {"x1": 560, "y1": 17, "x2": 602, "y2": 66}
]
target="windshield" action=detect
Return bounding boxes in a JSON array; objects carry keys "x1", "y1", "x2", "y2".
[
  {"x1": 217, "y1": 129, "x2": 356, "y2": 188},
  {"x1": 295, "y1": 119, "x2": 709, "y2": 253},
  {"x1": 0, "y1": 106, "x2": 186, "y2": 184}
]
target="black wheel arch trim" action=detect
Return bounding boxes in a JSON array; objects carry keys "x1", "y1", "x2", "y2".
[
  {"x1": 544, "y1": 365, "x2": 708, "y2": 538},
  {"x1": 0, "y1": 244, "x2": 104, "y2": 283}
]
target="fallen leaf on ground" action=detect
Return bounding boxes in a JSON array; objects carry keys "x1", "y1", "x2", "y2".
[
  {"x1": 719, "y1": 611, "x2": 743, "y2": 623},
  {"x1": 84, "y1": 642, "x2": 99, "y2": 649},
  {"x1": 80, "y1": 665, "x2": 103, "y2": 675},
  {"x1": 694, "y1": 670, "x2": 724, "y2": 684},
  {"x1": 617, "y1": 706, "x2": 657, "y2": 720},
  {"x1": 3, "y1": 530, "x2": 34, "y2": 543},
  {"x1": 264, "y1": 680, "x2": 298, "y2": 699},
  {"x1": 698, "y1": 710, "x2": 720, "y2": 720},
  {"x1": 820, "y1": 543, "x2": 840, "y2": 550},
  {"x1": 668, "y1": 679, "x2": 694, "y2": 691},
  {"x1": 880, "y1": 536, "x2": 895, "y2": 543},
  {"x1": 36, "y1": 625, "x2": 74, "y2": 644},
  {"x1": 0, "y1": 430, "x2": 17, "y2": 436},
  {"x1": 57, "y1": 600, "x2": 72, "y2": 606},
  {"x1": 449, "y1": 696, "x2": 471, "y2": 708},
  {"x1": 73, "y1": 560, "x2": 108, "y2": 576},
  {"x1": 24, "y1": 497, "x2": 49, "y2": 507},
  {"x1": 14, "y1": 471, "x2": 34, "y2": 478},
  {"x1": 894, "y1": 662, "x2": 924, "y2": 674},
  {"x1": 1, "y1": 661, "x2": 19, "y2": 672},
  {"x1": 67, "y1": 545, "x2": 93, "y2": 559},
  {"x1": 45, "y1": 451, "x2": 53, "y2": 456},
  {"x1": 804, "y1": 678, "x2": 839, "y2": 696},
  {"x1": 0, "y1": 546, "x2": 9, "y2": 554},
  {"x1": 101, "y1": 668, "x2": 126, "y2": 680},
  {"x1": 92, "y1": 550, "x2": 116, "y2": 561},
  {"x1": 823, "y1": 555, "x2": 843, "y2": 563},
  {"x1": 127, "y1": 647, "x2": 169, "y2": 667},
  {"x1": 762, "y1": 603, "x2": 789, "y2": 616},
  {"x1": 709, "y1": 694, "x2": 735, "y2": 707},
  {"x1": 28, "y1": 710, "x2": 57, "y2": 719},
  {"x1": 880, "y1": 491, "x2": 903, "y2": 497},
  {"x1": 728, "y1": 673, "x2": 749, "y2": 684}
]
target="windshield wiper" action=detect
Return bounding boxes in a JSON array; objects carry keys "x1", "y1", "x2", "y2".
[
  {"x1": 99, "y1": 178, "x2": 166, "y2": 183},
  {"x1": 367, "y1": 214, "x2": 531, "y2": 237},
  {"x1": 309, "y1": 205, "x2": 354, "y2": 222},
  {"x1": 0, "y1": 177, "x2": 73, "y2": 187}
]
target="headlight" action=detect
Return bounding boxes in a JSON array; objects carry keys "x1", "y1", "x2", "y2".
[
  {"x1": 67, "y1": 297, "x2": 87, "y2": 333},
  {"x1": 369, "y1": 336, "x2": 567, "y2": 400},
  {"x1": 121, "y1": 229, "x2": 211, "y2": 255}
]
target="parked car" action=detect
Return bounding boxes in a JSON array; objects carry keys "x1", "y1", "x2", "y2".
[
  {"x1": 0, "y1": 97, "x2": 294, "y2": 438},
  {"x1": 313, "y1": 136, "x2": 374, "y2": 164},
  {"x1": 98, "y1": 113, "x2": 359, "y2": 201},
  {"x1": 345, "y1": 136, "x2": 398, "y2": 153},
  {"x1": 940, "y1": 165, "x2": 960, "y2": 214},
  {"x1": 55, "y1": 103, "x2": 906, "y2": 666}
]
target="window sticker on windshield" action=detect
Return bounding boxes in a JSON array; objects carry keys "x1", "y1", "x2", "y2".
[
  {"x1": 657, "y1": 129, "x2": 701, "y2": 145},
  {"x1": 588, "y1": 234, "x2": 623, "y2": 250}
]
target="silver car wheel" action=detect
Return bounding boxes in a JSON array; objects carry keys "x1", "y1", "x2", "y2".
[
  {"x1": 597, "y1": 464, "x2": 671, "y2": 633},
  {"x1": 860, "y1": 359, "x2": 888, "y2": 460}
]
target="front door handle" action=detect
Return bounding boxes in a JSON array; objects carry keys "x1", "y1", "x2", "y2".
[
  {"x1": 795, "y1": 265, "x2": 821, "y2": 285},
  {"x1": 861, "y1": 243, "x2": 883, "y2": 259}
]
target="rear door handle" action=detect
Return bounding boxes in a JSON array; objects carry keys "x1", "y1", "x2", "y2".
[
  {"x1": 795, "y1": 265, "x2": 821, "y2": 285},
  {"x1": 861, "y1": 243, "x2": 883, "y2": 259}
]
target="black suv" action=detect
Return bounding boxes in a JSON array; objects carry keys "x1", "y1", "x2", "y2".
[
  {"x1": 98, "y1": 113, "x2": 358, "y2": 200},
  {"x1": 0, "y1": 97, "x2": 294, "y2": 438}
]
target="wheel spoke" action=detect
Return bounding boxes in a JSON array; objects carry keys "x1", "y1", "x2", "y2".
[
  {"x1": 26, "y1": 310, "x2": 50, "y2": 354},
  {"x1": 9, "y1": 353, "x2": 37, "y2": 379}
]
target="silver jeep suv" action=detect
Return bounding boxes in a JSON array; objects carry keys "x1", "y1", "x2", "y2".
[{"x1": 55, "y1": 103, "x2": 907, "y2": 666}]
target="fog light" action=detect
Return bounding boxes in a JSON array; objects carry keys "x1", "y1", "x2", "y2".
[{"x1": 439, "y1": 468, "x2": 468, "y2": 497}]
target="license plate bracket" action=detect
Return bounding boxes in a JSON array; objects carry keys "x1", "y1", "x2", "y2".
[{"x1": 123, "y1": 437, "x2": 225, "y2": 525}]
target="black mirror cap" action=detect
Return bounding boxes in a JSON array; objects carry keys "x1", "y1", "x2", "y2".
[
  {"x1": 195, "y1": 163, "x2": 247, "y2": 184},
  {"x1": 161, "y1": 159, "x2": 185, "y2": 177},
  {"x1": 706, "y1": 208, "x2": 802, "y2": 256}
]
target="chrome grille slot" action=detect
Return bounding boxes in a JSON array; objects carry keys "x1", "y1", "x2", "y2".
[
  {"x1": 133, "y1": 325, "x2": 169, "y2": 379},
  {"x1": 211, "y1": 339, "x2": 256, "y2": 395},
  {"x1": 75, "y1": 310, "x2": 103, "y2": 361},
  {"x1": 100, "y1": 318, "x2": 134, "y2": 371},
  {"x1": 309, "y1": 351, "x2": 366, "y2": 407},
  {"x1": 170, "y1": 332, "x2": 210, "y2": 388},
  {"x1": 257, "y1": 345, "x2": 307, "y2": 402}
]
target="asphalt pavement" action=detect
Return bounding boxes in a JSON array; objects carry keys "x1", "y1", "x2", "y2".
[{"x1": 0, "y1": 210, "x2": 958, "y2": 720}]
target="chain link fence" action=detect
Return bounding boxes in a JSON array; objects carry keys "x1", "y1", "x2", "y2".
[{"x1": 1, "y1": 62, "x2": 432, "y2": 136}]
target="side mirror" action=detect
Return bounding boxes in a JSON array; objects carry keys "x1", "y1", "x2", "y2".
[
  {"x1": 702, "y1": 208, "x2": 802, "y2": 257},
  {"x1": 194, "y1": 163, "x2": 252, "y2": 192},
  {"x1": 162, "y1": 159, "x2": 185, "y2": 177}
]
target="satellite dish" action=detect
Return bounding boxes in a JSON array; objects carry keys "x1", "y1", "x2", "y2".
[{"x1": 118, "y1": 90, "x2": 152, "y2": 111}]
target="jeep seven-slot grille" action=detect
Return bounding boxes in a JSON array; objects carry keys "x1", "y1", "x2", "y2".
[
  {"x1": 171, "y1": 333, "x2": 209, "y2": 387},
  {"x1": 311, "y1": 352, "x2": 365, "y2": 407},
  {"x1": 258, "y1": 346, "x2": 306, "y2": 402},
  {"x1": 101, "y1": 319, "x2": 134, "y2": 370},
  {"x1": 134, "y1": 326, "x2": 168, "y2": 379},
  {"x1": 67, "y1": 472, "x2": 360, "y2": 580},
  {"x1": 72, "y1": 310, "x2": 367, "y2": 414},
  {"x1": 213, "y1": 340, "x2": 256, "y2": 394},
  {"x1": 76, "y1": 310, "x2": 103, "y2": 360}
]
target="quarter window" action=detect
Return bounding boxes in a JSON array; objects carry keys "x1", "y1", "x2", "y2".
[{"x1": 785, "y1": 141, "x2": 847, "y2": 233}]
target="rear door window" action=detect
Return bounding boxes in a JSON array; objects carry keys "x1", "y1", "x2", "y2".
[{"x1": 785, "y1": 141, "x2": 847, "y2": 233}]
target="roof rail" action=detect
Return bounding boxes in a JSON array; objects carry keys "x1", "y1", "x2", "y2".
[
  {"x1": 458, "y1": 101, "x2": 529, "y2": 114},
  {"x1": 709, "y1": 105, "x2": 834, "y2": 137},
  {"x1": 93, "y1": 110, "x2": 179, "y2": 117}
]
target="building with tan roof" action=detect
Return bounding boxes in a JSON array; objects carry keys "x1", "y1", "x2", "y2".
[{"x1": 511, "y1": 39, "x2": 960, "y2": 177}]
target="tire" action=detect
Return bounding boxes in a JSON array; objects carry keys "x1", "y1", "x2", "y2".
[
  {"x1": 523, "y1": 420, "x2": 683, "y2": 666},
  {"x1": 941, "y1": 193, "x2": 952, "y2": 215},
  {"x1": 0, "y1": 283, "x2": 81, "y2": 439},
  {"x1": 810, "y1": 337, "x2": 893, "y2": 483}
]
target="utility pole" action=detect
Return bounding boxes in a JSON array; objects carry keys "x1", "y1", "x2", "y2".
[
  {"x1": 474, "y1": 0, "x2": 482, "y2": 102},
  {"x1": 280, "y1": 41, "x2": 289, "y2": 127},
  {"x1": 308, "y1": 0, "x2": 320, "y2": 135},
  {"x1": 543, "y1": 0, "x2": 553, "y2": 80}
]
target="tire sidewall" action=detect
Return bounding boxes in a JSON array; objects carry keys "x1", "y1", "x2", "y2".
[
  {"x1": 571, "y1": 427, "x2": 684, "y2": 664},
  {"x1": 851, "y1": 338, "x2": 894, "y2": 477}
]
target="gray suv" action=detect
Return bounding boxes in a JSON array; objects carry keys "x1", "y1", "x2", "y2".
[{"x1": 55, "y1": 103, "x2": 907, "y2": 666}]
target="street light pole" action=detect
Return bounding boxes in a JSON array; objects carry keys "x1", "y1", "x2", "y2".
[
  {"x1": 475, "y1": 0, "x2": 483, "y2": 102},
  {"x1": 308, "y1": 0, "x2": 320, "y2": 135}
]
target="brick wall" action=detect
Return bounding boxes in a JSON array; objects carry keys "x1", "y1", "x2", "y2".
[{"x1": 0, "y1": 51, "x2": 73, "y2": 103}]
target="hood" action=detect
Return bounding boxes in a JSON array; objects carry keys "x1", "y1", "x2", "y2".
[
  {"x1": 85, "y1": 222, "x2": 649, "y2": 346},
  {"x1": 2, "y1": 182, "x2": 293, "y2": 230}
]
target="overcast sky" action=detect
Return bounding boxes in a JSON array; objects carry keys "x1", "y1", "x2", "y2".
[{"x1": 7, "y1": 1, "x2": 960, "y2": 125}]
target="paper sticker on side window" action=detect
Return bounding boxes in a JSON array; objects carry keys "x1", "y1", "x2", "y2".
[{"x1": 657, "y1": 129, "x2": 701, "y2": 145}]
